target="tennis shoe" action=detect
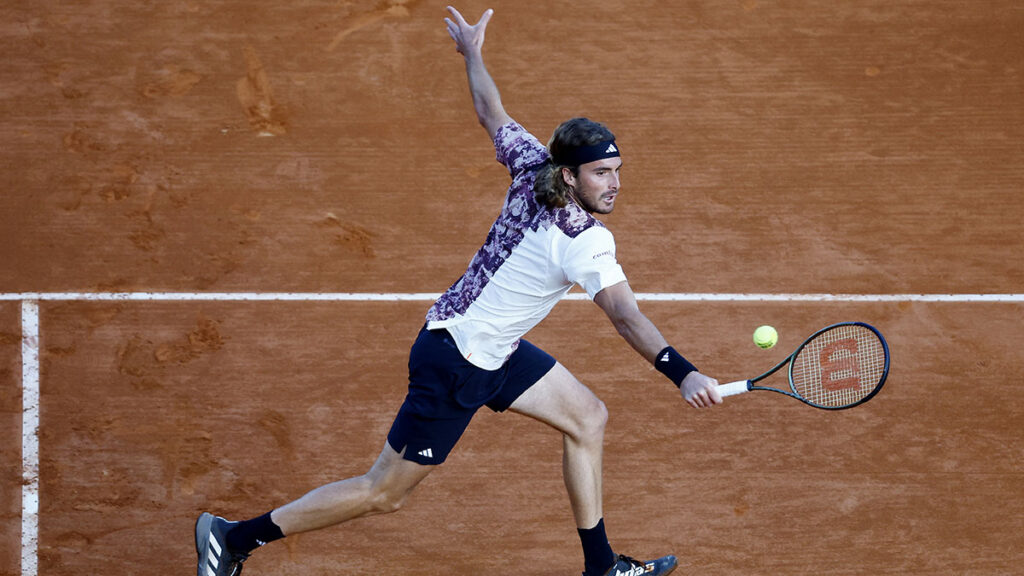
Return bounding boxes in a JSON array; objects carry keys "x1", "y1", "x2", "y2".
[
  {"x1": 599, "y1": 553, "x2": 677, "y2": 576},
  {"x1": 195, "y1": 512, "x2": 250, "y2": 576}
]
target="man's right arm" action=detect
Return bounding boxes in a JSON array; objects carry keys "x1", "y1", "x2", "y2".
[
  {"x1": 594, "y1": 281, "x2": 722, "y2": 409},
  {"x1": 445, "y1": 7, "x2": 513, "y2": 139}
]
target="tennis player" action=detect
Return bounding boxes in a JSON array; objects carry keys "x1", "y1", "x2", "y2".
[{"x1": 195, "y1": 6, "x2": 721, "y2": 576}]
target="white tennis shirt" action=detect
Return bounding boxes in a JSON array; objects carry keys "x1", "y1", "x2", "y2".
[{"x1": 425, "y1": 121, "x2": 627, "y2": 369}]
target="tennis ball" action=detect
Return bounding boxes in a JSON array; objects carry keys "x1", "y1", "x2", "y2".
[{"x1": 753, "y1": 325, "x2": 778, "y2": 349}]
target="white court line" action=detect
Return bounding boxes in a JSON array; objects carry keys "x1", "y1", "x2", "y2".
[
  {"x1": 1, "y1": 292, "x2": 1023, "y2": 302},
  {"x1": 5, "y1": 290, "x2": 1023, "y2": 576},
  {"x1": 21, "y1": 301, "x2": 39, "y2": 576}
]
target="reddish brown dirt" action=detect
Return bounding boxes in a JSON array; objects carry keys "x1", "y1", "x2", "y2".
[{"x1": 3, "y1": 1, "x2": 1024, "y2": 575}]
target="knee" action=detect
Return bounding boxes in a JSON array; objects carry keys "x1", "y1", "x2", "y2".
[
  {"x1": 575, "y1": 397, "x2": 608, "y2": 441},
  {"x1": 366, "y1": 485, "x2": 411, "y2": 515},
  {"x1": 591, "y1": 398, "x2": 609, "y2": 433}
]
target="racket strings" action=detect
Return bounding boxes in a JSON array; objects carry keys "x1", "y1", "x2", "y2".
[{"x1": 791, "y1": 324, "x2": 887, "y2": 408}]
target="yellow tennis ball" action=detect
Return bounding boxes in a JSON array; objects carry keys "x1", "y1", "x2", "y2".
[{"x1": 753, "y1": 325, "x2": 778, "y2": 349}]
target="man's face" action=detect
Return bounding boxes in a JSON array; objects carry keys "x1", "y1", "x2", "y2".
[{"x1": 562, "y1": 157, "x2": 623, "y2": 214}]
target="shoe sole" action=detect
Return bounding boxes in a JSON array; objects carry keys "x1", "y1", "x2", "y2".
[{"x1": 643, "y1": 555, "x2": 677, "y2": 576}]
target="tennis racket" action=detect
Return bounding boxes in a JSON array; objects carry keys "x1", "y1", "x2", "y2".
[{"x1": 717, "y1": 322, "x2": 890, "y2": 410}]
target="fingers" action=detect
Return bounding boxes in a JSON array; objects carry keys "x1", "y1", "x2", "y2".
[
  {"x1": 683, "y1": 389, "x2": 710, "y2": 409},
  {"x1": 477, "y1": 8, "x2": 494, "y2": 29},
  {"x1": 444, "y1": 7, "x2": 494, "y2": 56},
  {"x1": 445, "y1": 6, "x2": 468, "y2": 27},
  {"x1": 693, "y1": 390, "x2": 712, "y2": 408},
  {"x1": 445, "y1": 6, "x2": 493, "y2": 30},
  {"x1": 708, "y1": 385, "x2": 723, "y2": 405},
  {"x1": 681, "y1": 375, "x2": 722, "y2": 409}
]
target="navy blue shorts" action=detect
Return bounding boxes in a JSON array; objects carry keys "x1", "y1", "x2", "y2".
[{"x1": 386, "y1": 325, "x2": 556, "y2": 465}]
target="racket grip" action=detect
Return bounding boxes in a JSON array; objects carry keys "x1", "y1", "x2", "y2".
[{"x1": 717, "y1": 380, "x2": 750, "y2": 397}]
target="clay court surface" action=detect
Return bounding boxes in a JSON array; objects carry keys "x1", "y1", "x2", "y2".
[{"x1": 2, "y1": 1, "x2": 1023, "y2": 575}]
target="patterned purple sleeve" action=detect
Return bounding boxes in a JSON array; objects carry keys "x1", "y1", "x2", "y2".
[{"x1": 494, "y1": 121, "x2": 550, "y2": 176}]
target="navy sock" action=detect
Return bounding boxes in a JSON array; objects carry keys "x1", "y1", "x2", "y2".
[
  {"x1": 578, "y1": 518, "x2": 616, "y2": 576},
  {"x1": 226, "y1": 511, "x2": 285, "y2": 554}
]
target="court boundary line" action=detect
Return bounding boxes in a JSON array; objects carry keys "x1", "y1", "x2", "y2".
[
  {"x1": 7, "y1": 290, "x2": 1024, "y2": 576},
  {"x1": 20, "y1": 302, "x2": 39, "y2": 576},
  {"x1": 3, "y1": 291, "x2": 1024, "y2": 302}
]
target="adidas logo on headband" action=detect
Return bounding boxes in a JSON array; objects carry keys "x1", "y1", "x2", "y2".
[{"x1": 554, "y1": 139, "x2": 621, "y2": 167}]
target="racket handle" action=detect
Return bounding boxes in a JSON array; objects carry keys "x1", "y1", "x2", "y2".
[{"x1": 717, "y1": 380, "x2": 750, "y2": 397}]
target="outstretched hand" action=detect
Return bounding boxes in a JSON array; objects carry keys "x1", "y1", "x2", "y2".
[{"x1": 444, "y1": 6, "x2": 493, "y2": 56}]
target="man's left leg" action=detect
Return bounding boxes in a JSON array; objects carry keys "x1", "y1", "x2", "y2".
[
  {"x1": 195, "y1": 441, "x2": 435, "y2": 576},
  {"x1": 507, "y1": 361, "x2": 607, "y2": 529},
  {"x1": 506, "y1": 361, "x2": 677, "y2": 576}
]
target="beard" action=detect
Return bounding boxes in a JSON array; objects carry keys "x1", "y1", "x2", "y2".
[{"x1": 570, "y1": 186, "x2": 616, "y2": 215}]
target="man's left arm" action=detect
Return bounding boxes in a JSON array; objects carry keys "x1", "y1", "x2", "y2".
[{"x1": 594, "y1": 281, "x2": 722, "y2": 408}]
